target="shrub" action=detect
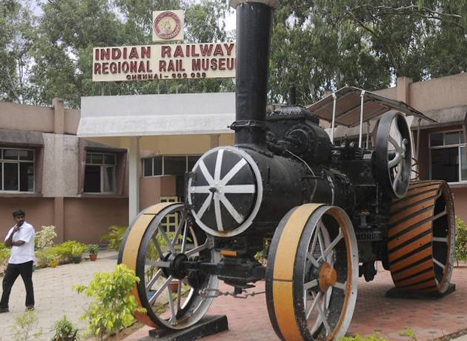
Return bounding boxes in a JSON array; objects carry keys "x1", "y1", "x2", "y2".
[
  {"x1": 0, "y1": 244, "x2": 10, "y2": 274},
  {"x1": 54, "y1": 241, "x2": 86, "y2": 263},
  {"x1": 88, "y1": 244, "x2": 99, "y2": 255},
  {"x1": 74, "y1": 264, "x2": 145, "y2": 340},
  {"x1": 455, "y1": 217, "x2": 467, "y2": 266},
  {"x1": 10, "y1": 310, "x2": 42, "y2": 341},
  {"x1": 100, "y1": 225, "x2": 127, "y2": 251},
  {"x1": 35, "y1": 247, "x2": 59, "y2": 268},
  {"x1": 51, "y1": 315, "x2": 79, "y2": 341},
  {"x1": 34, "y1": 225, "x2": 57, "y2": 250}
]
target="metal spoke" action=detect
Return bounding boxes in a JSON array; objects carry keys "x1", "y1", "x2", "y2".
[
  {"x1": 433, "y1": 237, "x2": 448, "y2": 243},
  {"x1": 167, "y1": 286, "x2": 176, "y2": 323},
  {"x1": 222, "y1": 184, "x2": 255, "y2": 193},
  {"x1": 151, "y1": 236, "x2": 164, "y2": 259},
  {"x1": 388, "y1": 135, "x2": 402, "y2": 153},
  {"x1": 196, "y1": 192, "x2": 213, "y2": 219},
  {"x1": 158, "y1": 225, "x2": 175, "y2": 253},
  {"x1": 219, "y1": 194, "x2": 244, "y2": 223},
  {"x1": 185, "y1": 240, "x2": 209, "y2": 257},
  {"x1": 149, "y1": 276, "x2": 172, "y2": 304},
  {"x1": 180, "y1": 223, "x2": 188, "y2": 254},
  {"x1": 306, "y1": 291, "x2": 322, "y2": 320},
  {"x1": 146, "y1": 260, "x2": 169, "y2": 267},
  {"x1": 433, "y1": 258, "x2": 445, "y2": 269},
  {"x1": 199, "y1": 160, "x2": 214, "y2": 184},
  {"x1": 146, "y1": 268, "x2": 163, "y2": 291},
  {"x1": 317, "y1": 228, "x2": 325, "y2": 257},
  {"x1": 176, "y1": 279, "x2": 183, "y2": 311},
  {"x1": 333, "y1": 281, "x2": 346, "y2": 290},
  {"x1": 317, "y1": 298, "x2": 331, "y2": 334},
  {"x1": 388, "y1": 152, "x2": 401, "y2": 168},
  {"x1": 319, "y1": 229, "x2": 343, "y2": 262},
  {"x1": 214, "y1": 150, "x2": 224, "y2": 181},
  {"x1": 190, "y1": 186, "x2": 211, "y2": 193},
  {"x1": 214, "y1": 194, "x2": 223, "y2": 231},
  {"x1": 220, "y1": 158, "x2": 247, "y2": 186},
  {"x1": 171, "y1": 210, "x2": 187, "y2": 248},
  {"x1": 304, "y1": 279, "x2": 318, "y2": 291}
]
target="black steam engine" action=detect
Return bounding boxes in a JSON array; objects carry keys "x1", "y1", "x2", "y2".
[{"x1": 119, "y1": 1, "x2": 455, "y2": 340}]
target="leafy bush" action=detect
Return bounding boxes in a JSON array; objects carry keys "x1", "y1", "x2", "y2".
[
  {"x1": 71, "y1": 243, "x2": 87, "y2": 257},
  {"x1": 100, "y1": 225, "x2": 127, "y2": 251},
  {"x1": 455, "y1": 217, "x2": 467, "y2": 266},
  {"x1": 0, "y1": 243, "x2": 10, "y2": 274},
  {"x1": 51, "y1": 315, "x2": 79, "y2": 341},
  {"x1": 35, "y1": 247, "x2": 59, "y2": 268},
  {"x1": 74, "y1": 264, "x2": 145, "y2": 340},
  {"x1": 340, "y1": 333, "x2": 388, "y2": 341},
  {"x1": 54, "y1": 241, "x2": 86, "y2": 263},
  {"x1": 34, "y1": 225, "x2": 57, "y2": 250}
]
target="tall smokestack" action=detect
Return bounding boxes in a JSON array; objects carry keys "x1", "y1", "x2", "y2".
[{"x1": 230, "y1": 0, "x2": 279, "y2": 146}]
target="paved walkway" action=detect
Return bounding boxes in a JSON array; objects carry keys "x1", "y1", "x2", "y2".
[
  {"x1": 1, "y1": 254, "x2": 466, "y2": 341},
  {"x1": 0, "y1": 251, "x2": 118, "y2": 341},
  {"x1": 125, "y1": 266, "x2": 467, "y2": 341}
]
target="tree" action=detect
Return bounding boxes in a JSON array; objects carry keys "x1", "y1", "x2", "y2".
[
  {"x1": 0, "y1": 0, "x2": 35, "y2": 103},
  {"x1": 269, "y1": 0, "x2": 467, "y2": 105}
]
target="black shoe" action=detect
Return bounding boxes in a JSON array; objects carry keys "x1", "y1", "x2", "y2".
[
  {"x1": 25, "y1": 306, "x2": 34, "y2": 312},
  {"x1": 0, "y1": 307, "x2": 9, "y2": 313}
]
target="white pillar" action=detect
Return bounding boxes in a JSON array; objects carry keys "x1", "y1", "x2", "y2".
[{"x1": 129, "y1": 137, "x2": 140, "y2": 223}]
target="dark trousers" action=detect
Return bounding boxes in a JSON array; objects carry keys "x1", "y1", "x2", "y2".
[{"x1": 0, "y1": 261, "x2": 35, "y2": 308}]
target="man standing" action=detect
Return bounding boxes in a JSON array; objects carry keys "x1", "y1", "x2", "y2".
[{"x1": 0, "y1": 209, "x2": 35, "y2": 313}]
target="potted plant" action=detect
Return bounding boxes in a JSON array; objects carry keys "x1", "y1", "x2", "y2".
[
  {"x1": 88, "y1": 244, "x2": 99, "y2": 261},
  {"x1": 51, "y1": 315, "x2": 79, "y2": 341},
  {"x1": 71, "y1": 244, "x2": 86, "y2": 264}
]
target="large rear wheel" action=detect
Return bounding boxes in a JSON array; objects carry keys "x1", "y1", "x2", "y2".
[
  {"x1": 388, "y1": 181, "x2": 455, "y2": 294},
  {"x1": 266, "y1": 204, "x2": 358, "y2": 341}
]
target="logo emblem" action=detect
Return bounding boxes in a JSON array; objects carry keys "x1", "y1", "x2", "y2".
[{"x1": 154, "y1": 11, "x2": 182, "y2": 40}]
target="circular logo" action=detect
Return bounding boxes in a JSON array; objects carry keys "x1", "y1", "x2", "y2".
[{"x1": 154, "y1": 11, "x2": 182, "y2": 40}]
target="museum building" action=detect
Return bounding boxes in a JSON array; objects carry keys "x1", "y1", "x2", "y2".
[{"x1": 0, "y1": 72, "x2": 466, "y2": 243}]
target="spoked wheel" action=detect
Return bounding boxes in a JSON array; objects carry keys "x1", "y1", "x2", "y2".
[
  {"x1": 374, "y1": 111, "x2": 412, "y2": 198},
  {"x1": 266, "y1": 204, "x2": 359, "y2": 341},
  {"x1": 119, "y1": 203, "x2": 219, "y2": 329},
  {"x1": 388, "y1": 181, "x2": 455, "y2": 294}
]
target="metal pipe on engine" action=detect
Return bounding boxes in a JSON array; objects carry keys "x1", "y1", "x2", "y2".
[{"x1": 230, "y1": 0, "x2": 279, "y2": 147}]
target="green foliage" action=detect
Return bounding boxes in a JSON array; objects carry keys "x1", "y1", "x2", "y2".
[
  {"x1": 455, "y1": 217, "x2": 467, "y2": 265},
  {"x1": 51, "y1": 315, "x2": 79, "y2": 341},
  {"x1": 35, "y1": 225, "x2": 57, "y2": 250},
  {"x1": 100, "y1": 225, "x2": 127, "y2": 251},
  {"x1": 340, "y1": 332, "x2": 388, "y2": 341},
  {"x1": 74, "y1": 264, "x2": 145, "y2": 340},
  {"x1": 71, "y1": 243, "x2": 87, "y2": 257},
  {"x1": 54, "y1": 241, "x2": 86, "y2": 262},
  {"x1": 399, "y1": 327, "x2": 417, "y2": 340},
  {"x1": 88, "y1": 244, "x2": 100, "y2": 255},
  {"x1": 35, "y1": 247, "x2": 59, "y2": 268},
  {"x1": 0, "y1": 242, "x2": 10, "y2": 274},
  {"x1": 10, "y1": 310, "x2": 42, "y2": 341}
]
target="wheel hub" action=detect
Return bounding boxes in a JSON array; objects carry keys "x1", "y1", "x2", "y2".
[
  {"x1": 163, "y1": 252, "x2": 189, "y2": 280},
  {"x1": 319, "y1": 262, "x2": 337, "y2": 292}
]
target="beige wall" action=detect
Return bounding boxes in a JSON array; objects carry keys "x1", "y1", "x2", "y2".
[
  {"x1": 64, "y1": 198, "x2": 128, "y2": 244},
  {"x1": 0, "y1": 99, "x2": 79, "y2": 135},
  {"x1": 0, "y1": 197, "x2": 54, "y2": 241},
  {"x1": 140, "y1": 176, "x2": 176, "y2": 210},
  {"x1": 451, "y1": 188, "x2": 467, "y2": 222}
]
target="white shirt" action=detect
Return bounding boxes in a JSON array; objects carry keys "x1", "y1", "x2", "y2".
[{"x1": 5, "y1": 222, "x2": 35, "y2": 264}]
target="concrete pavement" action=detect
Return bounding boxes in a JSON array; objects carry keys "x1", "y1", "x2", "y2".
[
  {"x1": 1, "y1": 253, "x2": 467, "y2": 341},
  {"x1": 0, "y1": 251, "x2": 118, "y2": 341}
]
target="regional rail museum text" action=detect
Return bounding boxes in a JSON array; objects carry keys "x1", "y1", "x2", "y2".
[{"x1": 93, "y1": 43, "x2": 236, "y2": 82}]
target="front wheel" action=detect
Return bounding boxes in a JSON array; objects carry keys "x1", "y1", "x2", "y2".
[{"x1": 266, "y1": 204, "x2": 359, "y2": 341}]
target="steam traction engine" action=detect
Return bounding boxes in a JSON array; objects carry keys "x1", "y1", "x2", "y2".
[{"x1": 119, "y1": 0, "x2": 455, "y2": 340}]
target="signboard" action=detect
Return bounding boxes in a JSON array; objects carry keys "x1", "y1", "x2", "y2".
[
  {"x1": 152, "y1": 10, "x2": 184, "y2": 42},
  {"x1": 93, "y1": 43, "x2": 236, "y2": 82}
]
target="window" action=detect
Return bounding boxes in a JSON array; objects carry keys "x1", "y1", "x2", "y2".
[
  {"x1": 84, "y1": 152, "x2": 117, "y2": 193},
  {"x1": 0, "y1": 148, "x2": 35, "y2": 192},
  {"x1": 430, "y1": 131, "x2": 467, "y2": 183},
  {"x1": 142, "y1": 155, "x2": 201, "y2": 199}
]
